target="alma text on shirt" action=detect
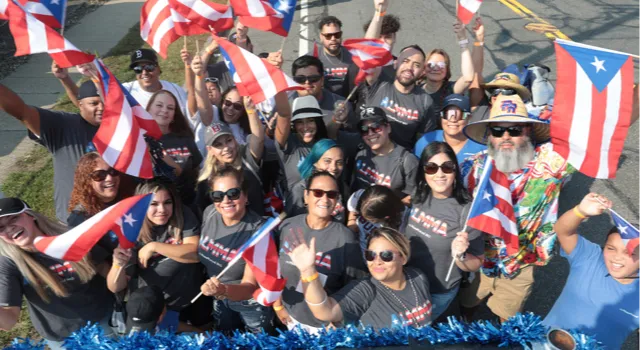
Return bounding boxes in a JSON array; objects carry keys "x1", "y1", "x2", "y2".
[
  {"x1": 356, "y1": 161, "x2": 391, "y2": 187},
  {"x1": 325, "y1": 67, "x2": 348, "y2": 78},
  {"x1": 315, "y1": 252, "x2": 332, "y2": 270},
  {"x1": 164, "y1": 147, "x2": 192, "y2": 164},
  {"x1": 409, "y1": 207, "x2": 448, "y2": 237},
  {"x1": 380, "y1": 97, "x2": 419, "y2": 121},
  {"x1": 49, "y1": 262, "x2": 75, "y2": 282},
  {"x1": 198, "y1": 236, "x2": 238, "y2": 263},
  {"x1": 394, "y1": 300, "x2": 432, "y2": 327}
]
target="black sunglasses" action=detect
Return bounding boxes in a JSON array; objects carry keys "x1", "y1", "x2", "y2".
[
  {"x1": 293, "y1": 75, "x2": 322, "y2": 84},
  {"x1": 359, "y1": 121, "x2": 386, "y2": 135},
  {"x1": 321, "y1": 31, "x2": 342, "y2": 40},
  {"x1": 489, "y1": 125, "x2": 526, "y2": 138},
  {"x1": 210, "y1": 188, "x2": 242, "y2": 203},
  {"x1": 223, "y1": 99, "x2": 244, "y2": 111},
  {"x1": 364, "y1": 250, "x2": 397, "y2": 262},
  {"x1": 132, "y1": 64, "x2": 157, "y2": 74},
  {"x1": 90, "y1": 168, "x2": 119, "y2": 181},
  {"x1": 307, "y1": 188, "x2": 339, "y2": 199},
  {"x1": 489, "y1": 88, "x2": 517, "y2": 97},
  {"x1": 424, "y1": 161, "x2": 456, "y2": 175}
]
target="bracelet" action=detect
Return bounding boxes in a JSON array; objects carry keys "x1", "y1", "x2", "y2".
[
  {"x1": 458, "y1": 38, "x2": 469, "y2": 48},
  {"x1": 273, "y1": 305, "x2": 284, "y2": 311},
  {"x1": 305, "y1": 294, "x2": 328, "y2": 306},
  {"x1": 185, "y1": 64, "x2": 190, "y2": 68},
  {"x1": 474, "y1": 42, "x2": 484, "y2": 47},
  {"x1": 113, "y1": 262, "x2": 121, "y2": 268},
  {"x1": 377, "y1": 11, "x2": 386, "y2": 17},
  {"x1": 301, "y1": 271, "x2": 319, "y2": 283},
  {"x1": 573, "y1": 206, "x2": 587, "y2": 220}
]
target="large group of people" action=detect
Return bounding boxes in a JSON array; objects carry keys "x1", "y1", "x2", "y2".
[{"x1": 0, "y1": 0, "x2": 638, "y2": 349}]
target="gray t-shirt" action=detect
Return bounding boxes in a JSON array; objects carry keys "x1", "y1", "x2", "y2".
[
  {"x1": 288, "y1": 89, "x2": 356, "y2": 128},
  {"x1": 275, "y1": 134, "x2": 312, "y2": 194},
  {"x1": 37, "y1": 108, "x2": 98, "y2": 222},
  {"x1": 0, "y1": 254, "x2": 112, "y2": 341},
  {"x1": 365, "y1": 76, "x2": 437, "y2": 150},
  {"x1": 351, "y1": 145, "x2": 419, "y2": 199},
  {"x1": 332, "y1": 267, "x2": 432, "y2": 330},
  {"x1": 318, "y1": 46, "x2": 353, "y2": 97},
  {"x1": 405, "y1": 196, "x2": 484, "y2": 294},
  {"x1": 278, "y1": 214, "x2": 367, "y2": 328},
  {"x1": 198, "y1": 206, "x2": 265, "y2": 284}
]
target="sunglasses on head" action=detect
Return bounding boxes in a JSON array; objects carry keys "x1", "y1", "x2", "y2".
[
  {"x1": 223, "y1": 99, "x2": 244, "y2": 111},
  {"x1": 426, "y1": 61, "x2": 447, "y2": 70},
  {"x1": 359, "y1": 121, "x2": 386, "y2": 135},
  {"x1": 90, "y1": 168, "x2": 119, "y2": 181},
  {"x1": 490, "y1": 88, "x2": 517, "y2": 97},
  {"x1": 364, "y1": 249, "x2": 397, "y2": 262},
  {"x1": 132, "y1": 64, "x2": 157, "y2": 74},
  {"x1": 489, "y1": 125, "x2": 526, "y2": 138},
  {"x1": 293, "y1": 74, "x2": 323, "y2": 84},
  {"x1": 210, "y1": 188, "x2": 242, "y2": 203},
  {"x1": 204, "y1": 77, "x2": 219, "y2": 84},
  {"x1": 424, "y1": 161, "x2": 456, "y2": 175},
  {"x1": 307, "y1": 188, "x2": 339, "y2": 199},
  {"x1": 321, "y1": 31, "x2": 342, "y2": 39}
]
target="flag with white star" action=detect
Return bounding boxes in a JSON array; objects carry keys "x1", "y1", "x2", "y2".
[
  {"x1": 230, "y1": 0, "x2": 296, "y2": 37},
  {"x1": 551, "y1": 39, "x2": 634, "y2": 179},
  {"x1": 18, "y1": 0, "x2": 67, "y2": 29},
  {"x1": 609, "y1": 209, "x2": 639, "y2": 255}
]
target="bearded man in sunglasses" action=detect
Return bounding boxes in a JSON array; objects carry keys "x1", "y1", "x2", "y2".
[{"x1": 317, "y1": 16, "x2": 353, "y2": 96}]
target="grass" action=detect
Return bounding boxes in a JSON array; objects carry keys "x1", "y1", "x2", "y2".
[{"x1": 0, "y1": 22, "x2": 210, "y2": 347}]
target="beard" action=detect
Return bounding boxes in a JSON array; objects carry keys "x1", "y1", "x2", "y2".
[
  {"x1": 396, "y1": 70, "x2": 418, "y2": 87},
  {"x1": 488, "y1": 137, "x2": 535, "y2": 173}
]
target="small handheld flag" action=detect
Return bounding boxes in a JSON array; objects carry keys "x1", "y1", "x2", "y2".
[
  {"x1": 230, "y1": 0, "x2": 297, "y2": 37},
  {"x1": 609, "y1": 209, "x2": 639, "y2": 255}
]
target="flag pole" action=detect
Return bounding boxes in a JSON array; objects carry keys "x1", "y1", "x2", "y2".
[
  {"x1": 113, "y1": 265, "x2": 124, "y2": 284},
  {"x1": 279, "y1": 36, "x2": 287, "y2": 53},
  {"x1": 345, "y1": 82, "x2": 361, "y2": 102}
]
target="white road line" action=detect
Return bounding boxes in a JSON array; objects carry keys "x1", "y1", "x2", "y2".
[{"x1": 298, "y1": 0, "x2": 309, "y2": 56}]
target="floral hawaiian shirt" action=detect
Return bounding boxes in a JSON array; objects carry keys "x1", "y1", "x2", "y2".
[{"x1": 462, "y1": 143, "x2": 576, "y2": 278}]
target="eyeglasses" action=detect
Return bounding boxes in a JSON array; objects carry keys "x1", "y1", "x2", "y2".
[
  {"x1": 204, "y1": 77, "x2": 219, "y2": 84},
  {"x1": 89, "y1": 168, "x2": 119, "y2": 182},
  {"x1": 489, "y1": 88, "x2": 517, "y2": 97},
  {"x1": 132, "y1": 64, "x2": 157, "y2": 74},
  {"x1": 364, "y1": 250, "x2": 398, "y2": 262},
  {"x1": 489, "y1": 125, "x2": 526, "y2": 138},
  {"x1": 293, "y1": 75, "x2": 323, "y2": 84},
  {"x1": 223, "y1": 99, "x2": 244, "y2": 111},
  {"x1": 307, "y1": 188, "x2": 339, "y2": 199},
  {"x1": 210, "y1": 188, "x2": 242, "y2": 203},
  {"x1": 426, "y1": 61, "x2": 447, "y2": 70},
  {"x1": 359, "y1": 122, "x2": 386, "y2": 135},
  {"x1": 424, "y1": 161, "x2": 456, "y2": 175},
  {"x1": 321, "y1": 31, "x2": 342, "y2": 40}
]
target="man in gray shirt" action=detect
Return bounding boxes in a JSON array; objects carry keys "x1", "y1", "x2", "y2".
[{"x1": 317, "y1": 16, "x2": 353, "y2": 97}]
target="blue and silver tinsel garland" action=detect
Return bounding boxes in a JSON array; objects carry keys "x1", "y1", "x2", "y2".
[{"x1": 6, "y1": 313, "x2": 603, "y2": 350}]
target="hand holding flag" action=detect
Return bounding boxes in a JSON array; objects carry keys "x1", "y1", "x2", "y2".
[
  {"x1": 230, "y1": 0, "x2": 296, "y2": 37},
  {"x1": 587, "y1": 193, "x2": 640, "y2": 255}
]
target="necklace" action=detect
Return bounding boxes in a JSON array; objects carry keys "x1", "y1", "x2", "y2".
[
  {"x1": 322, "y1": 47, "x2": 344, "y2": 66},
  {"x1": 376, "y1": 270, "x2": 423, "y2": 326}
]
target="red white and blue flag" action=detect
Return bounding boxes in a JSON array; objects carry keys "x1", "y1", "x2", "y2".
[
  {"x1": 229, "y1": 0, "x2": 296, "y2": 37},
  {"x1": 609, "y1": 209, "x2": 639, "y2": 255},
  {"x1": 457, "y1": 0, "x2": 482, "y2": 25},
  {"x1": 215, "y1": 34, "x2": 302, "y2": 104},
  {"x1": 466, "y1": 158, "x2": 519, "y2": 255},
  {"x1": 94, "y1": 60, "x2": 163, "y2": 179},
  {"x1": 342, "y1": 38, "x2": 393, "y2": 85},
  {"x1": 17, "y1": 0, "x2": 66, "y2": 29},
  {"x1": 551, "y1": 39, "x2": 634, "y2": 179},
  {"x1": 167, "y1": 0, "x2": 233, "y2": 34},
  {"x1": 312, "y1": 39, "x2": 319, "y2": 58},
  {"x1": 0, "y1": 0, "x2": 94, "y2": 67},
  {"x1": 34, "y1": 194, "x2": 153, "y2": 261}
]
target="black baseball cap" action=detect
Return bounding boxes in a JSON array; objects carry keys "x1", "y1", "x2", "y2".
[
  {"x1": 0, "y1": 198, "x2": 30, "y2": 219},
  {"x1": 358, "y1": 106, "x2": 388, "y2": 127},
  {"x1": 129, "y1": 49, "x2": 158, "y2": 69},
  {"x1": 77, "y1": 80, "x2": 100, "y2": 100},
  {"x1": 125, "y1": 286, "x2": 165, "y2": 334},
  {"x1": 441, "y1": 94, "x2": 470, "y2": 113}
]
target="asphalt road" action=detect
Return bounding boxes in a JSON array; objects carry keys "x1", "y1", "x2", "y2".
[{"x1": 249, "y1": 0, "x2": 639, "y2": 348}]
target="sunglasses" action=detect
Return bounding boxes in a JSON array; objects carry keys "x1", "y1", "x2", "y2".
[
  {"x1": 223, "y1": 99, "x2": 244, "y2": 111},
  {"x1": 132, "y1": 64, "x2": 157, "y2": 74},
  {"x1": 210, "y1": 188, "x2": 242, "y2": 203},
  {"x1": 321, "y1": 31, "x2": 342, "y2": 39},
  {"x1": 489, "y1": 88, "x2": 517, "y2": 97},
  {"x1": 424, "y1": 161, "x2": 456, "y2": 175},
  {"x1": 307, "y1": 188, "x2": 339, "y2": 199},
  {"x1": 440, "y1": 109, "x2": 469, "y2": 121},
  {"x1": 364, "y1": 250, "x2": 397, "y2": 262},
  {"x1": 426, "y1": 61, "x2": 447, "y2": 70},
  {"x1": 489, "y1": 125, "x2": 526, "y2": 138},
  {"x1": 90, "y1": 168, "x2": 119, "y2": 182},
  {"x1": 359, "y1": 121, "x2": 386, "y2": 135},
  {"x1": 293, "y1": 75, "x2": 323, "y2": 84},
  {"x1": 204, "y1": 77, "x2": 219, "y2": 84}
]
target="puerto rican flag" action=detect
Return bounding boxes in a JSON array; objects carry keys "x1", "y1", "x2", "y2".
[
  {"x1": 342, "y1": 38, "x2": 393, "y2": 85},
  {"x1": 466, "y1": 157, "x2": 519, "y2": 255},
  {"x1": 457, "y1": 0, "x2": 482, "y2": 25},
  {"x1": 17, "y1": 0, "x2": 66, "y2": 29},
  {"x1": 0, "y1": 0, "x2": 94, "y2": 68},
  {"x1": 215, "y1": 34, "x2": 302, "y2": 104},
  {"x1": 610, "y1": 209, "x2": 639, "y2": 255},
  {"x1": 34, "y1": 195, "x2": 153, "y2": 261},
  {"x1": 229, "y1": 0, "x2": 296, "y2": 37},
  {"x1": 312, "y1": 39, "x2": 319, "y2": 58},
  {"x1": 551, "y1": 40, "x2": 634, "y2": 179},
  {"x1": 167, "y1": 0, "x2": 233, "y2": 33},
  {"x1": 93, "y1": 60, "x2": 163, "y2": 179}
]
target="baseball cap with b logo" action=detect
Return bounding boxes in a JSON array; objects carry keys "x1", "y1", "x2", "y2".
[
  {"x1": 204, "y1": 123, "x2": 234, "y2": 146},
  {"x1": 129, "y1": 49, "x2": 158, "y2": 69}
]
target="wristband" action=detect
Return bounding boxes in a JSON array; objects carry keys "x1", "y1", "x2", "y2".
[
  {"x1": 474, "y1": 42, "x2": 484, "y2": 47},
  {"x1": 458, "y1": 38, "x2": 469, "y2": 48},
  {"x1": 206, "y1": 48, "x2": 214, "y2": 55},
  {"x1": 301, "y1": 271, "x2": 319, "y2": 283},
  {"x1": 305, "y1": 294, "x2": 328, "y2": 306},
  {"x1": 573, "y1": 206, "x2": 587, "y2": 219},
  {"x1": 113, "y1": 262, "x2": 122, "y2": 268},
  {"x1": 273, "y1": 305, "x2": 284, "y2": 311},
  {"x1": 185, "y1": 64, "x2": 190, "y2": 68},
  {"x1": 377, "y1": 11, "x2": 386, "y2": 17}
]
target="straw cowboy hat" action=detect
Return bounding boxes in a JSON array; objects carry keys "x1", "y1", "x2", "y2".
[
  {"x1": 463, "y1": 94, "x2": 550, "y2": 145},
  {"x1": 482, "y1": 72, "x2": 532, "y2": 101}
]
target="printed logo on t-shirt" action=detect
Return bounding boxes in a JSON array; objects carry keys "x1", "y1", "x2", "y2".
[
  {"x1": 380, "y1": 97, "x2": 419, "y2": 121},
  {"x1": 324, "y1": 67, "x2": 347, "y2": 80},
  {"x1": 391, "y1": 300, "x2": 432, "y2": 327},
  {"x1": 164, "y1": 147, "x2": 192, "y2": 165},
  {"x1": 408, "y1": 207, "x2": 448, "y2": 237},
  {"x1": 199, "y1": 236, "x2": 238, "y2": 263},
  {"x1": 332, "y1": 201, "x2": 345, "y2": 217},
  {"x1": 315, "y1": 252, "x2": 332, "y2": 269},
  {"x1": 49, "y1": 262, "x2": 75, "y2": 282},
  {"x1": 356, "y1": 160, "x2": 391, "y2": 187}
]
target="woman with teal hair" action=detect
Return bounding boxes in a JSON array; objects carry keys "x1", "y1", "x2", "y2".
[{"x1": 284, "y1": 139, "x2": 349, "y2": 223}]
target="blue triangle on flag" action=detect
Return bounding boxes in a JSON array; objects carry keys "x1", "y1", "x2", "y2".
[
  {"x1": 218, "y1": 46, "x2": 237, "y2": 79},
  {"x1": 557, "y1": 41, "x2": 629, "y2": 93},
  {"x1": 269, "y1": 0, "x2": 296, "y2": 32},
  {"x1": 610, "y1": 210, "x2": 640, "y2": 240}
]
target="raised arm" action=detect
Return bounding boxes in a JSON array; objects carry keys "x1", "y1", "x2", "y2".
[
  {"x1": 363, "y1": 0, "x2": 388, "y2": 86},
  {"x1": 0, "y1": 84, "x2": 41, "y2": 135},
  {"x1": 274, "y1": 91, "x2": 292, "y2": 148},
  {"x1": 181, "y1": 47, "x2": 198, "y2": 118},
  {"x1": 469, "y1": 17, "x2": 486, "y2": 108},
  {"x1": 192, "y1": 54, "x2": 214, "y2": 126},
  {"x1": 52, "y1": 61, "x2": 80, "y2": 108},
  {"x1": 245, "y1": 96, "x2": 265, "y2": 162},
  {"x1": 554, "y1": 193, "x2": 612, "y2": 255},
  {"x1": 452, "y1": 19, "x2": 475, "y2": 94}
]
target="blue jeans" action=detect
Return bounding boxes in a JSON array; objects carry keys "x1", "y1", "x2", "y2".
[
  {"x1": 213, "y1": 298, "x2": 275, "y2": 335},
  {"x1": 430, "y1": 285, "x2": 460, "y2": 320}
]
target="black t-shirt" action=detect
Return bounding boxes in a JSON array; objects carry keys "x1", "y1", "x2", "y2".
[
  {"x1": 351, "y1": 144, "x2": 419, "y2": 199},
  {"x1": 37, "y1": 108, "x2": 98, "y2": 222},
  {"x1": 0, "y1": 254, "x2": 112, "y2": 341},
  {"x1": 198, "y1": 206, "x2": 265, "y2": 284},
  {"x1": 277, "y1": 214, "x2": 367, "y2": 328},
  {"x1": 318, "y1": 47, "x2": 353, "y2": 97},
  {"x1": 333, "y1": 267, "x2": 432, "y2": 330},
  {"x1": 160, "y1": 133, "x2": 203, "y2": 206},
  {"x1": 424, "y1": 80, "x2": 455, "y2": 116}
]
